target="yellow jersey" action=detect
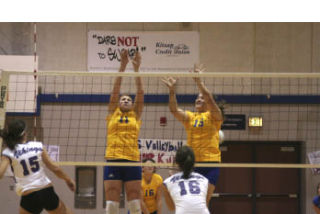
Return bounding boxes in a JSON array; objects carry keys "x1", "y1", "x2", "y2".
[
  {"x1": 142, "y1": 173, "x2": 163, "y2": 213},
  {"x1": 105, "y1": 107, "x2": 141, "y2": 161},
  {"x1": 183, "y1": 111, "x2": 222, "y2": 162}
]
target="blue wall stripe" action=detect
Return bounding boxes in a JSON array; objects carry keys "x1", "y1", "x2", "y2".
[
  {"x1": 38, "y1": 94, "x2": 320, "y2": 104},
  {"x1": 6, "y1": 94, "x2": 320, "y2": 116}
]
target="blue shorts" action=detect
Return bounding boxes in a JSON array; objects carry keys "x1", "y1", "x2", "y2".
[
  {"x1": 103, "y1": 160, "x2": 142, "y2": 182},
  {"x1": 194, "y1": 163, "x2": 220, "y2": 186}
]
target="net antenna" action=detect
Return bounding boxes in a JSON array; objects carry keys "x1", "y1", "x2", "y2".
[{"x1": 33, "y1": 22, "x2": 38, "y2": 141}]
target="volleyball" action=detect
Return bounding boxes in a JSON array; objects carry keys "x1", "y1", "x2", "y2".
[{"x1": 219, "y1": 130, "x2": 224, "y2": 144}]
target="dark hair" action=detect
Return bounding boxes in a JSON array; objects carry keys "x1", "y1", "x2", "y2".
[
  {"x1": 142, "y1": 158, "x2": 156, "y2": 173},
  {"x1": 0, "y1": 120, "x2": 26, "y2": 150},
  {"x1": 317, "y1": 183, "x2": 320, "y2": 194},
  {"x1": 119, "y1": 94, "x2": 132, "y2": 100},
  {"x1": 175, "y1": 146, "x2": 195, "y2": 179}
]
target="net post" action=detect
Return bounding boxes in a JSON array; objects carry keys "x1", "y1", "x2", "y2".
[{"x1": 0, "y1": 70, "x2": 9, "y2": 151}]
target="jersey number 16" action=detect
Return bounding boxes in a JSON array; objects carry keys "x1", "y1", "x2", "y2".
[{"x1": 178, "y1": 180, "x2": 201, "y2": 196}]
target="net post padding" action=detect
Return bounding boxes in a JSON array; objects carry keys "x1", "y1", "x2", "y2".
[{"x1": 0, "y1": 71, "x2": 10, "y2": 151}]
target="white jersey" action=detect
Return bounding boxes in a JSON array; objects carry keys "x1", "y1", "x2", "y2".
[
  {"x1": 2, "y1": 141, "x2": 51, "y2": 195},
  {"x1": 163, "y1": 172, "x2": 210, "y2": 214}
]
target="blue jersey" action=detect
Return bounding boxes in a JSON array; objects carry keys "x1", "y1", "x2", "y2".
[{"x1": 313, "y1": 196, "x2": 320, "y2": 208}]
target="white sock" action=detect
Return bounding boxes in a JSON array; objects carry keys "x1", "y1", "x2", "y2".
[
  {"x1": 128, "y1": 199, "x2": 141, "y2": 214},
  {"x1": 105, "y1": 201, "x2": 119, "y2": 214}
]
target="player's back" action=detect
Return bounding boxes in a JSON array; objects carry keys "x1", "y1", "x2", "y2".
[
  {"x1": 163, "y1": 172, "x2": 209, "y2": 214},
  {"x1": 2, "y1": 141, "x2": 51, "y2": 195}
]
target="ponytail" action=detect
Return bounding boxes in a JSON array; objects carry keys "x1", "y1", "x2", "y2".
[
  {"x1": 0, "y1": 120, "x2": 26, "y2": 150},
  {"x1": 182, "y1": 154, "x2": 194, "y2": 179},
  {"x1": 175, "y1": 146, "x2": 195, "y2": 179}
]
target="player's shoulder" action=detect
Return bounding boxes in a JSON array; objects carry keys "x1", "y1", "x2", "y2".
[
  {"x1": 153, "y1": 173, "x2": 163, "y2": 182},
  {"x1": 190, "y1": 172, "x2": 208, "y2": 181},
  {"x1": 154, "y1": 173, "x2": 162, "y2": 179},
  {"x1": 2, "y1": 147, "x2": 13, "y2": 156},
  {"x1": 185, "y1": 110, "x2": 195, "y2": 117},
  {"x1": 164, "y1": 172, "x2": 183, "y2": 184},
  {"x1": 163, "y1": 175, "x2": 171, "y2": 184},
  {"x1": 107, "y1": 107, "x2": 121, "y2": 119}
]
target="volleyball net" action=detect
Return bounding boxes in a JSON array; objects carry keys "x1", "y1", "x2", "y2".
[{"x1": 0, "y1": 70, "x2": 320, "y2": 169}]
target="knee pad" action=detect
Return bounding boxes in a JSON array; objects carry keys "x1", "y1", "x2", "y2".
[
  {"x1": 105, "y1": 201, "x2": 119, "y2": 214},
  {"x1": 128, "y1": 199, "x2": 141, "y2": 214}
]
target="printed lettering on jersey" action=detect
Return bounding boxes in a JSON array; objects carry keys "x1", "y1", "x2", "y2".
[
  {"x1": 169, "y1": 173, "x2": 205, "y2": 183},
  {"x1": 14, "y1": 147, "x2": 43, "y2": 159}
]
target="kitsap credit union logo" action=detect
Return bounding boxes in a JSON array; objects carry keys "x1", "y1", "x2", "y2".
[{"x1": 155, "y1": 42, "x2": 190, "y2": 56}]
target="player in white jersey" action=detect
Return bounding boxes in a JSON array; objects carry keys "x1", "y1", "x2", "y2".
[
  {"x1": 0, "y1": 120, "x2": 75, "y2": 214},
  {"x1": 163, "y1": 146, "x2": 210, "y2": 214}
]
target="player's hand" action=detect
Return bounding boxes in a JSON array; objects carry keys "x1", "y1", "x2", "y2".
[
  {"x1": 66, "y1": 179, "x2": 76, "y2": 192},
  {"x1": 132, "y1": 51, "x2": 141, "y2": 72},
  {"x1": 161, "y1": 77, "x2": 177, "y2": 90},
  {"x1": 190, "y1": 63, "x2": 205, "y2": 81},
  {"x1": 119, "y1": 49, "x2": 129, "y2": 72}
]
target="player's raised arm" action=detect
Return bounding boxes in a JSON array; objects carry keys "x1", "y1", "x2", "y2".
[
  {"x1": 191, "y1": 64, "x2": 223, "y2": 122},
  {"x1": 162, "y1": 77, "x2": 189, "y2": 123},
  {"x1": 108, "y1": 49, "x2": 129, "y2": 115},
  {"x1": 132, "y1": 51, "x2": 144, "y2": 120}
]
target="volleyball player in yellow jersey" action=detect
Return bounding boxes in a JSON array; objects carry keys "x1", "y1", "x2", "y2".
[
  {"x1": 162, "y1": 64, "x2": 223, "y2": 206},
  {"x1": 141, "y1": 158, "x2": 163, "y2": 214},
  {"x1": 104, "y1": 49, "x2": 144, "y2": 214}
]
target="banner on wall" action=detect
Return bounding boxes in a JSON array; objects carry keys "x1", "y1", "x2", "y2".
[
  {"x1": 45, "y1": 145, "x2": 60, "y2": 162},
  {"x1": 0, "y1": 55, "x2": 38, "y2": 113},
  {"x1": 307, "y1": 150, "x2": 320, "y2": 175},
  {"x1": 88, "y1": 31, "x2": 199, "y2": 72},
  {"x1": 139, "y1": 138, "x2": 186, "y2": 164}
]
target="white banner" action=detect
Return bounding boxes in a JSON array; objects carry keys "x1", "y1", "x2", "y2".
[
  {"x1": 0, "y1": 55, "x2": 38, "y2": 113},
  {"x1": 139, "y1": 138, "x2": 185, "y2": 164},
  {"x1": 308, "y1": 150, "x2": 320, "y2": 175},
  {"x1": 88, "y1": 31, "x2": 199, "y2": 72},
  {"x1": 45, "y1": 145, "x2": 60, "y2": 162}
]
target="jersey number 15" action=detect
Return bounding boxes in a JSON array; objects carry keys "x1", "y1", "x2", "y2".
[{"x1": 20, "y1": 156, "x2": 40, "y2": 176}]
